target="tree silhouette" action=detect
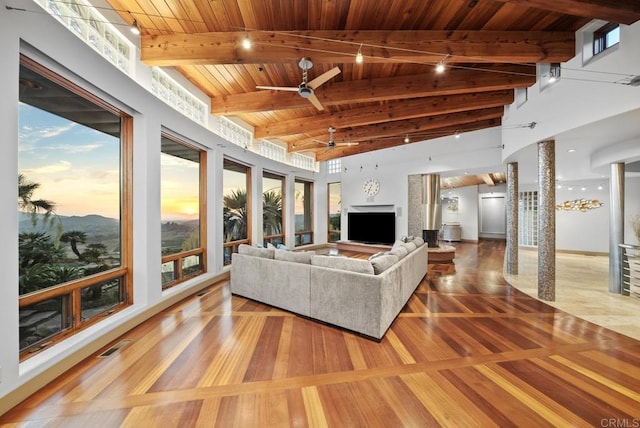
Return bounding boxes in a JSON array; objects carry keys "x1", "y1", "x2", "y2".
[
  {"x1": 223, "y1": 189, "x2": 247, "y2": 242},
  {"x1": 18, "y1": 174, "x2": 62, "y2": 243},
  {"x1": 60, "y1": 230, "x2": 87, "y2": 258},
  {"x1": 263, "y1": 190, "x2": 282, "y2": 236}
]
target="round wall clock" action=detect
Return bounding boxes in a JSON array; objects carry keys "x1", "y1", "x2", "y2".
[{"x1": 363, "y1": 178, "x2": 380, "y2": 196}]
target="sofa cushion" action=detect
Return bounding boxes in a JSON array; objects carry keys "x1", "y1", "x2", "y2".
[
  {"x1": 238, "y1": 244, "x2": 275, "y2": 259},
  {"x1": 311, "y1": 255, "x2": 375, "y2": 275},
  {"x1": 368, "y1": 251, "x2": 386, "y2": 261},
  {"x1": 388, "y1": 245, "x2": 409, "y2": 259},
  {"x1": 412, "y1": 236, "x2": 425, "y2": 247},
  {"x1": 370, "y1": 254, "x2": 399, "y2": 274},
  {"x1": 275, "y1": 249, "x2": 315, "y2": 264},
  {"x1": 403, "y1": 241, "x2": 417, "y2": 252}
]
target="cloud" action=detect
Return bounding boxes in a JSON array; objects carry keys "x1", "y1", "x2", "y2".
[
  {"x1": 24, "y1": 161, "x2": 73, "y2": 175},
  {"x1": 40, "y1": 123, "x2": 77, "y2": 138},
  {"x1": 50, "y1": 143, "x2": 103, "y2": 153}
]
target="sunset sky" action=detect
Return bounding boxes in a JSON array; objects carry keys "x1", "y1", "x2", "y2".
[{"x1": 19, "y1": 103, "x2": 199, "y2": 221}]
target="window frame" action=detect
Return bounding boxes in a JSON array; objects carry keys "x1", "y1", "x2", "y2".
[
  {"x1": 294, "y1": 178, "x2": 314, "y2": 247},
  {"x1": 262, "y1": 171, "x2": 285, "y2": 247},
  {"x1": 327, "y1": 182, "x2": 342, "y2": 243},
  {"x1": 593, "y1": 22, "x2": 620, "y2": 56},
  {"x1": 18, "y1": 55, "x2": 133, "y2": 360},
  {"x1": 222, "y1": 158, "x2": 252, "y2": 265},
  {"x1": 160, "y1": 133, "x2": 207, "y2": 289}
]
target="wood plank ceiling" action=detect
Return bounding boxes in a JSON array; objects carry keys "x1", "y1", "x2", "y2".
[{"x1": 107, "y1": 0, "x2": 640, "y2": 161}]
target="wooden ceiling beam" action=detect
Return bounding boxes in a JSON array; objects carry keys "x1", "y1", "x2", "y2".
[
  {"x1": 141, "y1": 30, "x2": 575, "y2": 66},
  {"x1": 211, "y1": 65, "x2": 534, "y2": 114},
  {"x1": 496, "y1": 0, "x2": 640, "y2": 25},
  {"x1": 314, "y1": 118, "x2": 502, "y2": 161},
  {"x1": 480, "y1": 173, "x2": 496, "y2": 186},
  {"x1": 290, "y1": 107, "x2": 504, "y2": 151},
  {"x1": 254, "y1": 90, "x2": 514, "y2": 138}
]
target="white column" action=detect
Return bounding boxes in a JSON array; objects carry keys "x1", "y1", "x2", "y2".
[{"x1": 609, "y1": 163, "x2": 625, "y2": 294}]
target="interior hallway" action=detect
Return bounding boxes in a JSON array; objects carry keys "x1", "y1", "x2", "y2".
[{"x1": 505, "y1": 248, "x2": 640, "y2": 341}]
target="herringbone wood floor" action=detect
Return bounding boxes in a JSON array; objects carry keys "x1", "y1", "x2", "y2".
[{"x1": 2, "y1": 240, "x2": 640, "y2": 426}]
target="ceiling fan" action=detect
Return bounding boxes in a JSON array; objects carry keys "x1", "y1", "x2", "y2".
[
  {"x1": 256, "y1": 58, "x2": 340, "y2": 111},
  {"x1": 315, "y1": 126, "x2": 360, "y2": 149}
]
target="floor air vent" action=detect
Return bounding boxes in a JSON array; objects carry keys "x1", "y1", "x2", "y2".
[{"x1": 98, "y1": 339, "x2": 132, "y2": 358}]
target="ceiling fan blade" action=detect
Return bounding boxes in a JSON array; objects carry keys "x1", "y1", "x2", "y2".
[
  {"x1": 256, "y1": 85, "x2": 299, "y2": 92},
  {"x1": 307, "y1": 67, "x2": 341, "y2": 89},
  {"x1": 307, "y1": 93, "x2": 324, "y2": 111}
]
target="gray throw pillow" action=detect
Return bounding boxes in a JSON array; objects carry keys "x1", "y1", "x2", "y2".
[
  {"x1": 238, "y1": 244, "x2": 275, "y2": 259},
  {"x1": 389, "y1": 245, "x2": 409, "y2": 259},
  {"x1": 412, "y1": 236, "x2": 425, "y2": 247},
  {"x1": 403, "y1": 241, "x2": 417, "y2": 252},
  {"x1": 370, "y1": 254, "x2": 399, "y2": 274},
  {"x1": 311, "y1": 255, "x2": 374, "y2": 275},
  {"x1": 275, "y1": 249, "x2": 315, "y2": 264}
]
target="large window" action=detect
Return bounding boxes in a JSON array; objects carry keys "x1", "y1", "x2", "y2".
[
  {"x1": 223, "y1": 159, "x2": 251, "y2": 264},
  {"x1": 328, "y1": 182, "x2": 341, "y2": 243},
  {"x1": 593, "y1": 23, "x2": 620, "y2": 56},
  {"x1": 160, "y1": 135, "x2": 206, "y2": 289},
  {"x1": 18, "y1": 56, "x2": 132, "y2": 358},
  {"x1": 263, "y1": 172, "x2": 284, "y2": 247},
  {"x1": 294, "y1": 179, "x2": 314, "y2": 246}
]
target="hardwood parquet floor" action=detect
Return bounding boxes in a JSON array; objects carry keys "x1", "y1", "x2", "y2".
[{"x1": 2, "y1": 240, "x2": 640, "y2": 427}]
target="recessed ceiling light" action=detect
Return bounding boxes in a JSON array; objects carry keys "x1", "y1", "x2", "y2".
[{"x1": 567, "y1": 148, "x2": 576, "y2": 153}]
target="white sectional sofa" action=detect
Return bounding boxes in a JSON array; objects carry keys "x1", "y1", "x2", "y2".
[{"x1": 230, "y1": 237, "x2": 428, "y2": 340}]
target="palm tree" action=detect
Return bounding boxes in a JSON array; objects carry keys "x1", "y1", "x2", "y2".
[
  {"x1": 223, "y1": 189, "x2": 247, "y2": 242},
  {"x1": 60, "y1": 230, "x2": 87, "y2": 258},
  {"x1": 18, "y1": 174, "x2": 62, "y2": 243},
  {"x1": 18, "y1": 173, "x2": 56, "y2": 221},
  {"x1": 263, "y1": 190, "x2": 282, "y2": 236}
]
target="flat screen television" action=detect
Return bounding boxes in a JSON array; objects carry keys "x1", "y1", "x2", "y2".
[{"x1": 347, "y1": 212, "x2": 395, "y2": 245}]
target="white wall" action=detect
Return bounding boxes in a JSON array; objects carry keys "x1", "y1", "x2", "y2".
[
  {"x1": 625, "y1": 177, "x2": 640, "y2": 245},
  {"x1": 502, "y1": 21, "x2": 640, "y2": 159},
  {"x1": 441, "y1": 186, "x2": 479, "y2": 241},
  {"x1": 339, "y1": 127, "x2": 505, "y2": 241},
  {"x1": 0, "y1": 4, "x2": 322, "y2": 409}
]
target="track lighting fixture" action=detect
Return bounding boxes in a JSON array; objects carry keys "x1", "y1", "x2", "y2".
[
  {"x1": 242, "y1": 33, "x2": 252, "y2": 49},
  {"x1": 355, "y1": 44, "x2": 364, "y2": 64},
  {"x1": 404, "y1": 135, "x2": 410, "y2": 144},
  {"x1": 454, "y1": 131, "x2": 460, "y2": 139},
  {"x1": 435, "y1": 54, "x2": 449, "y2": 74},
  {"x1": 130, "y1": 19, "x2": 140, "y2": 35},
  {"x1": 549, "y1": 63, "x2": 561, "y2": 83}
]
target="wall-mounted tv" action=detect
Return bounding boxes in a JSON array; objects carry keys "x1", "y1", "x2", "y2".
[{"x1": 347, "y1": 212, "x2": 395, "y2": 245}]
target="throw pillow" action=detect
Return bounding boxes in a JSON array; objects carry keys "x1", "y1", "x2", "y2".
[
  {"x1": 370, "y1": 254, "x2": 399, "y2": 274},
  {"x1": 238, "y1": 243, "x2": 275, "y2": 259},
  {"x1": 368, "y1": 251, "x2": 386, "y2": 261},
  {"x1": 275, "y1": 249, "x2": 315, "y2": 264},
  {"x1": 391, "y1": 240, "x2": 404, "y2": 252},
  {"x1": 311, "y1": 255, "x2": 374, "y2": 275},
  {"x1": 277, "y1": 243, "x2": 290, "y2": 251},
  {"x1": 389, "y1": 245, "x2": 409, "y2": 259},
  {"x1": 412, "y1": 236, "x2": 425, "y2": 247},
  {"x1": 403, "y1": 241, "x2": 417, "y2": 252},
  {"x1": 267, "y1": 242, "x2": 276, "y2": 249}
]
